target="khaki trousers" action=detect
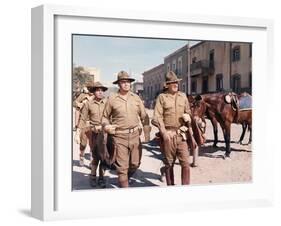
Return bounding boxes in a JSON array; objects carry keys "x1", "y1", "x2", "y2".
[
  {"x1": 162, "y1": 130, "x2": 189, "y2": 167},
  {"x1": 113, "y1": 130, "x2": 142, "y2": 183},
  {"x1": 90, "y1": 132, "x2": 105, "y2": 179}
]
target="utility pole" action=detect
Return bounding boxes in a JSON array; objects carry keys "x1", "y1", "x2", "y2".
[{"x1": 187, "y1": 41, "x2": 191, "y2": 95}]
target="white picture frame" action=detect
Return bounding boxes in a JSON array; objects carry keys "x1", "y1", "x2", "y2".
[{"x1": 31, "y1": 4, "x2": 274, "y2": 221}]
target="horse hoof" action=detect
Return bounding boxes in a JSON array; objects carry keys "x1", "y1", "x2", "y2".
[
  {"x1": 191, "y1": 163, "x2": 198, "y2": 167},
  {"x1": 224, "y1": 155, "x2": 231, "y2": 160}
]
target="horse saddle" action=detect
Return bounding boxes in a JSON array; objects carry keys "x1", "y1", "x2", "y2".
[{"x1": 239, "y1": 95, "x2": 252, "y2": 111}]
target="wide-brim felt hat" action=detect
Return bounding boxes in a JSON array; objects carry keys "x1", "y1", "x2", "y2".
[
  {"x1": 91, "y1": 81, "x2": 108, "y2": 91},
  {"x1": 165, "y1": 71, "x2": 182, "y2": 84},
  {"x1": 113, "y1": 70, "x2": 135, "y2": 84}
]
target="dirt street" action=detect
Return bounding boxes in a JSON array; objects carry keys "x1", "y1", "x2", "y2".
[{"x1": 72, "y1": 109, "x2": 252, "y2": 190}]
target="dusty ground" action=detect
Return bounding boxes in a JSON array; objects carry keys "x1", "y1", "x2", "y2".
[{"x1": 72, "y1": 109, "x2": 252, "y2": 190}]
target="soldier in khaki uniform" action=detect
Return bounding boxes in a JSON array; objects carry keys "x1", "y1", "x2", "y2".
[
  {"x1": 74, "y1": 82, "x2": 95, "y2": 166},
  {"x1": 102, "y1": 71, "x2": 150, "y2": 188},
  {"x1": 73, "y1": 85, "x2": 91, "y2": 130},
  {"x1": 152, "y1": 71, "x2": 192, "y2": 185},
  {"x1": 79, "y1": 82, "x2": 108, "y2": 187}
]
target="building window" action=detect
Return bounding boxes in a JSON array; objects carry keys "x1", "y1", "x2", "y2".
[
  {"x1": 182, "y1": 83, "x2": 186, "y2": 93},
  {"x1": 191, "y1": 80, "x2": 197, "y2": 93},
  {"x1": 172, "y1": 62, "x2": 176, "y2": 72},
  {"x1": 249, "y1": 72, "x2": 252, "y2": 88},
  {"x1": 216, "y1": 74, "x2": 223, "y2": 91},
  {"x1": 231, "y1": 74, "x2": 241, "y2": 93},
  {"x1": 167, "y1": 64, "x2": 170, "y2": 72},
  {"x1": 232, "y1": 46, "x2": 240, "y2": 62},
  {"x1": 192, "y1": 57, "x2": 197, "y2": 63},
  {"x1": 202, "y1": 76, "x2": 208, "y2": 93},
  {"x1": 154, "y1": 84, "x2": 158, "y2": 98},
  {"x1": 177, "y1": 58, "x2": 182, "y2": 75},
  {"x1": 209, "y1": 49, "x2": 215, "y2": 68}
]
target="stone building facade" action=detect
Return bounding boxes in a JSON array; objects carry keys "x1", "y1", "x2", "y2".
[
  {"x1": 142, "y1": 64, "x2": 165, "y2": 108},
  {"x1": 190, "y1": 41, "x2": 252, "y2": 94},
  {"x1": 142, "y1": 41, "x2": 252, "y2": 106}
]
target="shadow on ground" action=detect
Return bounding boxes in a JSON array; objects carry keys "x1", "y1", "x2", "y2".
[{"x1": 72, "y1": 166, "x2": 161, "y2": 190}]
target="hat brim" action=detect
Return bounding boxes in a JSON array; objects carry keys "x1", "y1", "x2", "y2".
[
  {"x1": 165, "y1": 78, "x2": 182, "y2": 84},
  {"x1": 113, "y1": 78, "x2": 135, "y2": 84},
  {"x1": 91, "y1": 86, "x2": 108, "y2": 92}
]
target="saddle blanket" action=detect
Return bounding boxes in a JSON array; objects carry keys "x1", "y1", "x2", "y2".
[{"x1": 239, "y1": 95, "x2": 252, "y2": 110}]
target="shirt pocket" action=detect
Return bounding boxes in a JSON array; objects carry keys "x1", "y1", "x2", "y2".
[
  {"x1": 163, "y1": 101, "x2": 174, "y2": 110},
  {"x1": 177, "y1": 100, "x2": 186, "y2": 115},
  {"x1": 163, "y1": 101, "x2": 175, "y2": 117}
]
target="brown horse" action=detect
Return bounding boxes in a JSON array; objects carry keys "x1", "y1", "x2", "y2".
[
  {"x1": 188, "y1": 92, "x2": 252, "y2": 146},
  {"x1": 189, "y1": 92, "x2": 240, "y2": 158}
]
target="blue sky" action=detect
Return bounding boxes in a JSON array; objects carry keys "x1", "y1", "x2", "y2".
[{"x1": 73, "y1": 35, "x2": 199, "y2": 85}]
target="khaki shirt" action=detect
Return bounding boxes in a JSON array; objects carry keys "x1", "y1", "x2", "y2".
[
  {"x1": 102, "y1": 91, "x2": 148, "y2": 130},
  {"x1": 73, "y1": 93, "x2": 91, "y2": 110},
  {"x1": 153, "y1": 91, "x2": 191, "y2": 129},
  {"x1": 79, "y1": 98, "x2": 106, "y2": 128}
]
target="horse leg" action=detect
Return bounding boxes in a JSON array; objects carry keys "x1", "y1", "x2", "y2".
[
  {"x1": 211, "y1": 118, "x2": 218, "y2": 147},
  {"x1": 191, "y1": 146, "x2": 199, "y2": 167},
  {"x1": 248, "y1": 125, "x2": 252, "y2": 144},
  {"x1": 223, "y1": 123, "x2": 231, "y2": 158},
  {"x1": 238, "y1": 123, "x2": 247, "y2": 145}
]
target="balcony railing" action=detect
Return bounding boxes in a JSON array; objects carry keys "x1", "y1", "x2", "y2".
[{"x1": 190, "y1": 60, "x2": 214, "y2": 77}]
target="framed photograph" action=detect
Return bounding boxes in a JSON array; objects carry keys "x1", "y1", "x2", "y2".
[{"x1": 31, "y1": 4, "x2": 274, "y2": 221}]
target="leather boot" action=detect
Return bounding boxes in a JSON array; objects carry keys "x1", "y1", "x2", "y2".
[
  {"x1": 118, "y1": 178, "x2": 129, "y2": 188},
  {"x1": 165, "y1": 167, "x2": 173, "y2": 186},
  {"x1": 181, "y1": 166, "x2": 190, "y2": 185}
]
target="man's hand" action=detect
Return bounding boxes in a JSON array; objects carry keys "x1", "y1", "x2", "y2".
[
  {"x1": 77, "y1": 102, "x2": 83, "y2": 109},
  {"x1": 104, "y1": 124, "x2": 117, "y2": 134},
  {"x1": 74, "y1": 128, "x2": 81, "y2": 144},
  {"x1": 94, "y1": 125, "x2": 102, "y2": 133},
  {"x1": 182, "y1": 113, "x2": 192, "y2": 123}
]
